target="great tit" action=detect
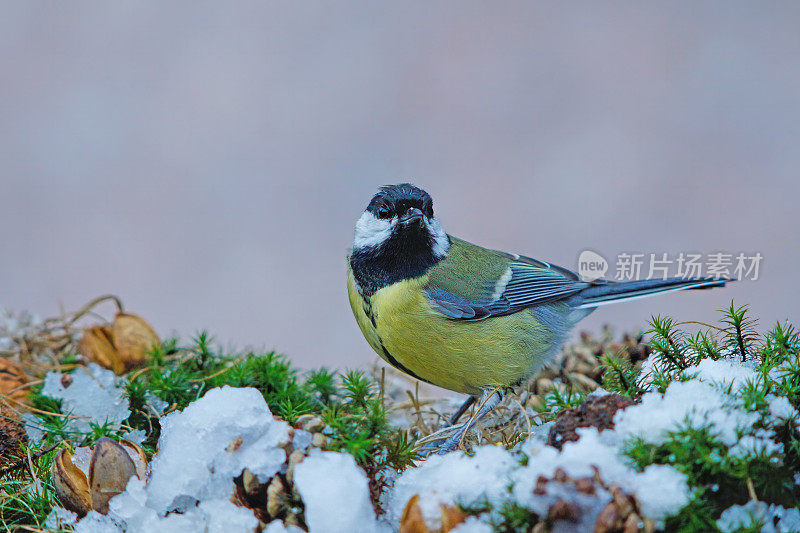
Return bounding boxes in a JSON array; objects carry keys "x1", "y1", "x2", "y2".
[{"x1": 346, "y1": 183, "x2": 731, "y2": 452}]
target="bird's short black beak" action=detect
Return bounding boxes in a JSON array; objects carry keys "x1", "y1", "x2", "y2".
[{"x1": 399, "y1": 207, "x2": 424, "y2": 225}]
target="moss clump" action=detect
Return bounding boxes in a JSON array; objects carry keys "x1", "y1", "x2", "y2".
[{"x1": 601, "y1": 304, "x2": 800, "y2": 531}]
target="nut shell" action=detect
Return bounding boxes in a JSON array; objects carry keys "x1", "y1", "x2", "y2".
[
  {"x1": 399, "y1": 494, "x2": 429, "y2": 533},
  {"x1": 112, "y1": 312, "x2": 159, "y2": 370},
  {"x1": 52, "y1": 449, "x2": 92, "y2": 517},
  {"x1": 88, "y1": 437, "x2": 137, "y2": 514},
  {"x1": 78, "y1": 325, "x2": 123, "y2": 374}
]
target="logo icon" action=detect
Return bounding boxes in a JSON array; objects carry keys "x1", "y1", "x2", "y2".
[{"x1": 577, "y1": 250, "x2": 608, "y2": 281}]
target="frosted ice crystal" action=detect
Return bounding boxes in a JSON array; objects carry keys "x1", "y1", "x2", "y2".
[
  {"x1": 718, "y1": 501, "x2": 800, "y2": 533},
  {"x1": 39, "y1": 364, "x2": 130, "y2": 436},
  {"x1": 294, "y1": 450, "x2": 384, "y2": 533},
  {"x1": 144, "y1": 386, "x2": 290, "y2": 513},
  {"x1": 387, "y1": 446, "x2": 519, "y2": 528}
]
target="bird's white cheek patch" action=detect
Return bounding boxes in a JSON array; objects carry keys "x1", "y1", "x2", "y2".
[
  {"x1": 427, "y1": 217, "x2": 450, "y2": 258},
  {"x1": 353, "y1": 211, "x2": 394, "y2": 250}
]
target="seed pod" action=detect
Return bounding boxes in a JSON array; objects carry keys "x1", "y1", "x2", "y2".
[
  {"x1": 78, "y1": 325, "x2": 123, "y2": 374},
  {"x1": 535, "y1": 378, "x2": 555, "y2": 394},
  {"x1": 118, "y1": 439, "x2": 148, "y2": 479},
  {"x1": 623, "y1": 512, "x2": 644, "y2": 533},
  {"x1": 594, "y1": 501, "x2": 621, "y2": 533},
  {"x1": 610, "y1": 485, "x2": 635, "y2": 517},
  {"x1": 88, "y1": 437, "x2": 138, "y2": 514},
  {"x1": 284, "y1": 512, "x2": 301, "y2": 527},
  {"x1": 573, "y1": 361, "x2": 599, "y2": 376},
  {"x1": 285, "y1": 449, "x2": 305, "y2": 483},
  {"x1": 241, "y1": 468, "x2": 261, "y2": 498},
  {"x1": 112, "y1": 312, "x2": 159, "y2": 370},
  {"x1": 399, "y1": 494, "x2": 430, "y2": 533},
  {"x1": 52, "y1": 438, "x2": 146, "y2": 516},
  {"x1": 266, "y1": 476, "x2": 287, "y2": 518},
  {"x1": 52, "y1": 449, "x2": 92, "y2": 517},
  {"x1": 575, "y1": 346, "x2": 600, "y2": 366},
  {"x1": 567, "y1": 372, "x2": 600, "y2": 392},
  {"x1": 574, "y1": 477, "x2": 596, "y2": 495},
  {"x1": 440, "y1": 504, "x2": 467, "y2": 532}
]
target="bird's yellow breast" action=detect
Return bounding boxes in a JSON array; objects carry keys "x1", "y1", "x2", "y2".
[{"x1": 346, "y1": 267, "x2": 554, "y2": 395}]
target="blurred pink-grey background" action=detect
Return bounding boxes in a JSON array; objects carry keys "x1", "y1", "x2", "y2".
[{"x1": 2, "y1": 3, "x2": 798, "y2": 373}]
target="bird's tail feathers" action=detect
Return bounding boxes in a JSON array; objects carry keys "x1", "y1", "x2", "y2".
[{"x1": 574, "y1": 277, "x2": 732, "y2": 309}]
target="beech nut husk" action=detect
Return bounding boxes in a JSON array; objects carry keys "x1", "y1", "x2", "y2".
[
  {"x1": 399, "y1": 494, "x2": 467, "y2": 533},
  {"x1": 78, "y1": 325, "x2": 122, "y2": 374},
  {"x1": 78, "y1": 312, "x2": 159, "y2": 374},
  {"x1": 111, "y1": 312, "x2": 159, "y2": 370},
  {"x1": 52, "y1": 437, "x2": 147, "y2": 516}
]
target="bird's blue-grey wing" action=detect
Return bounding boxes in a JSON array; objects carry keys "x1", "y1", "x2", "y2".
[{"x1": 425, "y1": 244, "x2": 590, "y2": 321}]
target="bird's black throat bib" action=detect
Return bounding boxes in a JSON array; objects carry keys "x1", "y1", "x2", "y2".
[{"x1": 349, "y1": 228, "x2": 446, "y2": 297}]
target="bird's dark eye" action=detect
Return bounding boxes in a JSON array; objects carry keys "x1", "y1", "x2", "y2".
[
  {"x1": 422, "y1": 199, "x2": 433, "y2": 218},
  {"x1": 376, "y1": 206, "x2": 391, "y2": 218}
]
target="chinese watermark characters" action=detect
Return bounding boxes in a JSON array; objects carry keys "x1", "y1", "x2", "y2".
[{"x1": 577, "y1": 251, "x2": 762, "y2": 282}]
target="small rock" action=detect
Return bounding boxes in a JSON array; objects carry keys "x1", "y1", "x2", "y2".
[
  {"x1": 294, "y1": 414, "x2": 325, "y2": 433},
  {"x1": 311, "y1": 432, "x2": 327, "y2": 449}
]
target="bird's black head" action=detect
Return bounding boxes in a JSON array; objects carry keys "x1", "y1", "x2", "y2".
[
  {"x1": 366, "y1": 183, "x2": 434, "y2": 222},
  {"x1": 350, "y1": 183, "x2": 450, "y2": 295}
]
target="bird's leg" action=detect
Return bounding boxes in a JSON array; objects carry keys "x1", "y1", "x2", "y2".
[
  {"x1": 436, "y1": 388, "x2": 503, "y2": 454},
  {"x1": 448, "y1": 395, "x2": 477, "y2": 426}
]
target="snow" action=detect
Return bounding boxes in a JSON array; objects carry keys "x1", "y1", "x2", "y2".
[
  {"x1": 263, "y1": 522, "x2": 307, "y2": 533},
  {"x1": 612, "y1": 379, "x2": 757, "y2": 446},
  {"x1": 143, "y1": 392, "x2": 169, "y2": 416},
  {"x1": 144, "y1": 386, "x2": 290, "y2": 512},
  {"x1": 69, "y1": 385, "x2": 385, "y2": 533},
  {"x1": 513, "y1": 431, "x2": 689, "y2": 521},
  {"x1": 61, "y1": 355, "x2": 797, "y2": 532},
  {"x1": 122, "y1": 428, "x2": 147, "y2": 445},
  {"x1": 690, "y1": 357, "x2": 759, "y2": 390},
  {"x1": 387, "y1": 378, "x2": 702, "y2": 526},
  {"x1": 72, "y1": 386, "x2": 290, "y2": 532},
  {"x1": 292, "y1": 429, "x2": 313, "y2": 452},
  {"x1": 768, "y1": 395, "x2": 799, "y2": 425},
  {"x1": 0, "y1": 308, "x2": 40, "y2": 350},
  {"x1": 450, "y1": 516, "x2": 494, "y2": 533},
  {"x1": 717, "y1": 501, "x2": 800, "y2": 533},
  {"x1": 44, "y1": 506, "x2": 78, "y2": 529},
  {"x1": 388, "y1": 429, "x2": 688, "y2": 530},
  {"x1": 524, "y1": 420, "x2": 554, "y2": 445},
  {"x1": 609, "y1": 355, "x2": 798, "y2": 453},
  {"x1": 728, "y1": 429, "x2": 784, "y2": 459},
  {"x1": 37, "y1": 364, "x2": 130, "y2": 437},
  {"x1": 21, "y1": 412, "x2": 45, "y2": 442},
  {"x1": 294, "y1": 450, "x2": 383, "y2": 533},
  {"x1": 387, "y1": 357, "x2": 797, "y2": 530},
  {"x1": 387, "y1": 446, "x2": 518, "y2": 529},
  {"x1": 73, "y1": 510, "x2": 121, "y2": 533}
]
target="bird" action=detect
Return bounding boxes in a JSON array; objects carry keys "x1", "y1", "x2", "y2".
[{"x1": 346, "y1": 183, "x2": 731, "y2": 453}]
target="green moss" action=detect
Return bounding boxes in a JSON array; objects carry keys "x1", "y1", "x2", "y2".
[
  {"x1": 618, "y1": 304, "x2": 800, "y2": 527},
  {"x1": 0, "y1": 446, "x2": 59, "y2": 530}
]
